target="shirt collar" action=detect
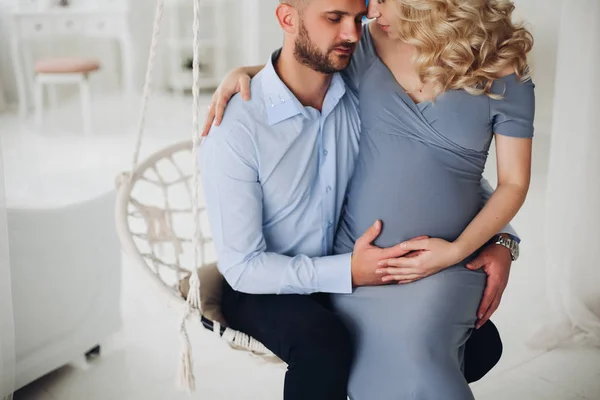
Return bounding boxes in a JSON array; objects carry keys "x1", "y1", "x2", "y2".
[{"x1": 260, "y1": 49, "x2": 347, "y2": 126}]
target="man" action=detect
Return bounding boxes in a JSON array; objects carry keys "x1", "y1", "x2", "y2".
[{"x1": 200, "y1": 0, "x2": 517, "y2": 398}]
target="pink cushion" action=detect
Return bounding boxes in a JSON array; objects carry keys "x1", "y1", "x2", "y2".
[{"x1": 35, "y1": 58, "x2": 100, "y2": 74}]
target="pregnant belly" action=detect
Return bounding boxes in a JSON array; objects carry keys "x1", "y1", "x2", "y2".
[{"x1": 335, "y1": 135, "x2": 483, "y2": 251}]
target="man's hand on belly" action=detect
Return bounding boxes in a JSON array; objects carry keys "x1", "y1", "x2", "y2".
[{"x1": 350, "y1": 220, "x2": 426, "y2": 287}]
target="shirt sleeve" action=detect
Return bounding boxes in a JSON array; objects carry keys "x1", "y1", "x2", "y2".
[
  {"x1": 491, "y1": 76, "x2": 536, "y2": 139},
  {"x1": 480, "y1": 177, "x2": 520, "y2": 242},
  {"x1": 200, "y1": 121, "x2": 353, "y2": 295},
  {"x1": 342, "y1": 22, "x2": 378, "y2": 94}
]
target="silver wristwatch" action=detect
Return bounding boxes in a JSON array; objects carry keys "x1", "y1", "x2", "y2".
[{"x1": 491, "y1": 234, "x2": 520, "y2": 261}]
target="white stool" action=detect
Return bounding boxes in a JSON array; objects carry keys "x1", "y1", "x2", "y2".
[{"x1": 34, "y1": 57, "x2": 100, "y2": 135}]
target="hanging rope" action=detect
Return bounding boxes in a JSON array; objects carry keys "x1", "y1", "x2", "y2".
[
  {"x1": 129, "y1": 0, "x2": 165, "y2": 177},
  {"x1": 117, "y1": 0, "x2": 280, "y2": 393},
  {"x1": 177, "y1": 0, "x2": 204, "y2": 392}
]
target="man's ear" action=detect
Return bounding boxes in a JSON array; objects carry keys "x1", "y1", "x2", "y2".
[{"x1": 276, "y1": 4, "x2": 300, "y2": 35}]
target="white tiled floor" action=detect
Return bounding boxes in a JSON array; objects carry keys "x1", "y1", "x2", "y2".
[{"x1": 2, "y1": 91, "x2": 599, "y2": 400}]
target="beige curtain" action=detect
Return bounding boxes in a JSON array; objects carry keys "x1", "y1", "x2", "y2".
[{"x1": 528, "y1": 0, "x2": 600, "y2": 350}]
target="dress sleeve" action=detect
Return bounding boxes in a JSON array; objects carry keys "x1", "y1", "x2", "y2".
[{"x1": 490, "y1": 75, "x2": 536, "y2": 138}]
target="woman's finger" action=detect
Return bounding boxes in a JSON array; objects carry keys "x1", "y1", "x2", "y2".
[
  {"x1": 378, "y1": 257, "x2": 420, "y2": 268},
  {"x1": 377, "y1": 267, "x2": 420, "y2": 276},
  {"x1": 406, "y1": 250, "x2": 424, "y2": 258},
  {"x1": 201, "y1": 103, "x2": 217, "y2": 136},
  {"x1": 240, "y1": 75, "x2": 251, "y2": 101},
  {"x1": 396, "y1": 278, "x2": 420, "y2": 284},
  {"x1": 214, "y1": 95, "x2": 229, "y2": 126},
  {"x1": 382, "y1": 273, "x2": 422, "y2": 283}
]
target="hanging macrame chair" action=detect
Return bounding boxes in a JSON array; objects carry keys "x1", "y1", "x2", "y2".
[{"x1": 114, "y1": 0, "x2": 281, "y2": 392}]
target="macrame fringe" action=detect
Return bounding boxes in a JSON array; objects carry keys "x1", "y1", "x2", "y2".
[
  {"x1": 177, "y1": 270, "x2": 201, "y2": 392},
  {"x1": 187, "y1": 271, "x2": 201, "y2": 310},
  {"x1": 177, "y1": 311, "x2": 196, "y2": 392}
]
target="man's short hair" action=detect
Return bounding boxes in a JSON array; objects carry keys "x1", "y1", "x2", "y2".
[{"x1": 279, "y1": 0, "x2": 310, "y2": 11}]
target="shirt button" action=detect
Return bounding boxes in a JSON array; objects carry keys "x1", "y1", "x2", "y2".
[
  {"x1": 326, "y1": 186, "x2": 332, "y2": 193},
  {"x1": 327, "y1": 221, "x2": 333, "y2": 228},
  {"x1": 323, "y1": 149, "x2": 328, "y2": 156}
]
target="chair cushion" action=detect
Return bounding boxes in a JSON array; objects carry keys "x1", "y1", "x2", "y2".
[{"x1": 35, "y1": 58, "x2": 100, "y2": 74}]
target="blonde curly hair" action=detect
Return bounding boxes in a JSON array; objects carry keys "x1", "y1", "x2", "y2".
[{"x1": 390, "y1": 0, "x2": 534, "y2": 99}]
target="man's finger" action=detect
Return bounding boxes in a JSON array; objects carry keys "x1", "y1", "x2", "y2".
[
  {"x1": 400, "y1": 238, "x2": 430, "y2": 251},
  {"x1": 356, "y1": 220, "x2": 382, "y2": 248},
  {"x1": 379, "y1": 242, "x2": 412, "y2": 259},
  {"x1": 240, "y1": 76, "x2": 251, "y2": 101},
  {"x1": 406, "y1": 250, "x2": 424, "y2": 258},
  {"x1": 477, "y1": 284, "x2": 497, "y2": 321},
  {"x1": 477, "y1": 297, "x2": 501, "y2": 329},
  {"x1": 466, "y1": 254, "x2": 487, "y2": 270},
  {"x1": 378, "y1": 236, "x2": 427, "y2": 258}
]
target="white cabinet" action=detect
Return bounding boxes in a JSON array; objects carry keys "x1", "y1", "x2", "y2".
[
  {"x1": 164, "y1": 0, "x2": 229, "y2": 94},
  {"x1": 7, "y1": 190, "x2": 122, "y2": 392},
  {"x1": 14, "y1": 0, "x2": 127, "y2": 12},
  {"x1": 9, "y1": 0, "x2": 135, "y2": 118}
]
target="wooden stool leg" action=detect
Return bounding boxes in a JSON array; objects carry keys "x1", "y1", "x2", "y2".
[
  {"x1": 48, "y1": 85, "x2": 58, "y2": 109},
  {"x1": 80, "y1": 74, "x2": 92, "y2": 136}
]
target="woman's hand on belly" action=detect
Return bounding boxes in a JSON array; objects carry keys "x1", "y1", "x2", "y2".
[{"x1": 376, "y1": 237, "x2": 465, "y2": 284}]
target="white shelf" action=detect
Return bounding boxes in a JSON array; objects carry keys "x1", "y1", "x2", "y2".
[
  {"x1": 164, "y1": 0, "x2": 215, "y2": 7},
  {"x1": 166, "y1": 38, "x2": 219, "y2": 50},
  {"x1": 163, "y1": 0, "x2": 228, "y2": 94},
  {"x1": 168, "y1": 70, "x2": 219, "y2": 92}
]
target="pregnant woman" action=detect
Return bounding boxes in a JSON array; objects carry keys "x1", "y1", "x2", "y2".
[
  {"x1": 331, "y1": 1, "x2": 533, "y2": 398},
  {"x1": 204, "y1": 0, "x2": 534, "y2": 398}
]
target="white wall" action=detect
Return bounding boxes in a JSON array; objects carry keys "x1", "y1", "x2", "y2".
[
  {"x1": 513, "y1": 0, "x2": 563, "y2": 136},
  {"x1": 239, "y1": 0, "x2": 284, "y2": 66},
  {"x1": 0, "y1": 0, "x2": 17, "y2": 105},
  {"x1": 0, "y1": 133, "x2": 15, "y2": 398},
  {"x1": 257, "y1": 0, "x2": 284, "y2": 64}
]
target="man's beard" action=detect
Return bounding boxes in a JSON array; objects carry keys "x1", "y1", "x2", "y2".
[{"x1": 294, "y1": 20, "x2": 355, "y2": 74}]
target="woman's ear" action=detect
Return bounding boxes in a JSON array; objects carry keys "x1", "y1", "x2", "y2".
[{"x1": 276, "y1": 3, "x2": 300, "y2": 35}]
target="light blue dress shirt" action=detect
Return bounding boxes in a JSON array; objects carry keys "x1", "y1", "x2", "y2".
[
  {"x1": 200, "y1": 52, "x2": 361, "y2": 295},
  {"x1": 200, "y1": 51, "x2": 518, "y2": 296}
]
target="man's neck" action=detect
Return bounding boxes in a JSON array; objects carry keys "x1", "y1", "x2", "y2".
[{"x1": 274, "y1": 46, "x2": 333, "y2": 112}]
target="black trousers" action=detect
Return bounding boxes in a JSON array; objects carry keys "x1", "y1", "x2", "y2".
[{"x1": 221, "y1": 280, "x2": 502, "y2": 400}]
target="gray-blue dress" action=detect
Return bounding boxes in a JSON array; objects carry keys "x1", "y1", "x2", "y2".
[{"x1": 331, "y1": 23, "x2": 535, "y2": 399}]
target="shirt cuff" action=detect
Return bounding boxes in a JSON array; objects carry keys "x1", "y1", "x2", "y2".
[
  {"x1": 315, "y1": 253, "x2": 353, "y2": 294},
  {"x1": 498, "y1": 223, "x2": 521, "y2": 243}
]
